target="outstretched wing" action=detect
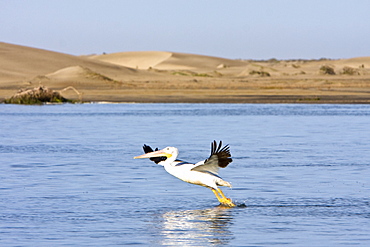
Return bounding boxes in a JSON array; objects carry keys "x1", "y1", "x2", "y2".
[
  {"x1": 142, "y1": 144, "x2": 167, "y2": 164},
  {"x1": 191, "y1": 140, "x2": 232, "y2": 174}
]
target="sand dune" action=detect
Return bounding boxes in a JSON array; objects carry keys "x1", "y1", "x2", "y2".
[
  {"x1": 89, "y1": 51, "x2": 172, "y2": 69},
  {"x1": 45, "y1": 65, "x2": 121, "y2": 87},
  {"x1": 1, "y1": 42, "x2": 370, "y2": 103},
  {"x1": 0, "y1": 42, "x2": 150, "y2": 83},
  {"x1": 90, "y1": 50, "x2": 370, "y2": 77},
  {"x1": 47, "y1": 65, "x2": 114, "y2": 81},
  {"x1": 333, "y1": 56, "x2": 370, "y2": 69},
  {"x1": 90, "y1": 51, "x2": 248, "y2": 72},
  {"x1": 47, "y1": 66, "x2": 93, "y2": 79},
  {"x1": 0, "y1": 42, "x2": 158, "y2": 101}
]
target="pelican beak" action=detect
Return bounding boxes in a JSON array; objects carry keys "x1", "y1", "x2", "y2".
[{"x1": 134, "y1": 149, "x2": 172, "y2": 159}]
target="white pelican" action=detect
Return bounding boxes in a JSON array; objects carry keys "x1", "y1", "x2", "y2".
[{"x1": 134, "y1": 140, "x2": 236, "y2": 207}]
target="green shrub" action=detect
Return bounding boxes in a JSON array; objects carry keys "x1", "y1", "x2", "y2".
[
  {"x1": 4, "y1": 86, "x2": 72, "y2": 105},
  {"x1": 249, "y1": 70, "x2": 271, "y2": 77},
  {"x1": 341, "y1": 66, "x2": 359, "y2": 75},
  {"x1": 319, "y1": 65, "x2": 336, "y2": 75}
]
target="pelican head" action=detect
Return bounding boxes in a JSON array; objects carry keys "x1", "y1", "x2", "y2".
[{"x1": 134, "y1": 146, "x2": 178, "y2": 165}]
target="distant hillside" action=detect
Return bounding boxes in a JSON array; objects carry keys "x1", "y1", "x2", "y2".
[
  {"x1": 89, "y1": 51, "x2": 248, "y2": 72},
  {"x1": 0, "y1": 42, "x2": 150, "y2": 83},
  {"x1": 89, "y1": 50, "x2": 370, "y2": 77},
  {"x1": 1, "y1": 42, "x2": 369, "y2": 103}
]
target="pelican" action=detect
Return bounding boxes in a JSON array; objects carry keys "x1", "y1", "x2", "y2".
[{"x1": 134, "y1": 140, "x2": 236, "y2": 207}]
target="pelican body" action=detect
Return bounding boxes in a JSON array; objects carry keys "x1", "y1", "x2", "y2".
[{"x1": 134, "y1": 140, "x2": 235, "y2": 207}]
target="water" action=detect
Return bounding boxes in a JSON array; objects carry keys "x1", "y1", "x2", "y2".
[{"x1": 1, "y1": 103, "x2": 370, "y2": 246}]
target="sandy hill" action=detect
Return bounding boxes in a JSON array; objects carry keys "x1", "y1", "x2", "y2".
[
  {"x1": 45, "y1": 65, "x2": 122, "y2": 87},
  {"x1": 89, "y1": 50, "x2": 370, "y2": 77},
  {"x1": 0, "y1": 42, "x2": 153, "y2": 84},
  {"x1": 154, "y1": 52, "x2": 248, "y2": 71},
  {"x1": 1, "y1": 42, "x2": 369, "y2": 103},
  {"x1": 0, "y1": 42, "x2": 159, "y2": 101},
  {"x1": 333, "y1": 56, "x2": 370, "y2": 68},
  {"x1": 88, "y1": 51, "x2": 173, "y2": 70},
  {"x1": 89, "y1": 51, "x2": 248, "y2": 72}
]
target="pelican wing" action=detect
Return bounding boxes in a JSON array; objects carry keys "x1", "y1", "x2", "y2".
[
  {"x1": 191, "y1": 141, "x2": 232, "y2": 174},
  {"x1": 142, "y1": 144, "x2": 167, "y2": 164}
]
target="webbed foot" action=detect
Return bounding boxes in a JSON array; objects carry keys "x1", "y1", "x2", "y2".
[
  {"x1": 219, "y1": 197, "x2": 236, "y2": 207},
  {"x1": 212, "y1": 188, "x2": 236, "y2": 207}
]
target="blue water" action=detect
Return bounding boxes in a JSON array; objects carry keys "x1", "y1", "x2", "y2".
[{"x1": 1, "y1": 103, "x2": 370, "y2": 246}]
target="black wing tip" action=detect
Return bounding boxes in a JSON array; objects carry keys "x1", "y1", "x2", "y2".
[
  {"x1": 211, "y1": 140, "x2": 230, "y2": 154},
  {"x1": 141, "y1": 144, "x2": 167, "y2": 164},
  {"x1": 143, "y1": 144, "x2": 154, "y2": 153},
  {"x1": 210, "y1": 140, "x2": 232, "y2": 168}
]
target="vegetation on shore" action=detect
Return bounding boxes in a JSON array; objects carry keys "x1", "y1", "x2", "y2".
[{"x1": 4, "y1": 86, "x2": 73, "y2": 105}]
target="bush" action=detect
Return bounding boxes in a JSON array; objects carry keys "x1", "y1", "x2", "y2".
[
  {"x1": 249, "y1": 70, "x2": 271, "y2": 77},
  {"x1": 341, "y1": 66, "x2": 359, "y2": 75},
  {"x1": 319, "y1": 65, "x2": 336, "y2": 75},
  {"x1": 4, "y1": 86, "x2": 72, "y2": 105}
]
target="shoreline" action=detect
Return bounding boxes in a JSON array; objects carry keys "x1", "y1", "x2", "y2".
[
  {"x1": 1, "y1": 42, "x2": 370, "y2": 105},
  {"x1": 3, "y1": 95, "x2": 369, "y2": 104}
]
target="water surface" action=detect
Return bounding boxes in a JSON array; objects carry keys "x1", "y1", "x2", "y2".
[{"x1": 1, "y1": 103, "x2": 370, "y2": 246}]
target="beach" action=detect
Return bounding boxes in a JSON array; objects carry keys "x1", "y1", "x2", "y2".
[{"x1": 1, "y1": 42, "x2": 370, "y2": 103}]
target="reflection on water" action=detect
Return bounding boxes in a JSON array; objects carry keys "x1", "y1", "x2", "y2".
[{"x1": 151, "y1": 206, "x2": 234, "y2": 246}]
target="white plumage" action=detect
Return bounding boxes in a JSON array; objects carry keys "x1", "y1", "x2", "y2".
[{"x1": 134, "y1": 140, "x2": 235, "y2": 207}]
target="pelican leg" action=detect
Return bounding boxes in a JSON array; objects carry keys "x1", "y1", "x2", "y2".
[
  {"x1": 212, "y1": 188, "x2": 236, "y2": 207},
  {"x1": 212, "y1": 188, "x2": 223, "y2": 201},
  {"x1": 217, "y1": 188, "x2": 228, "y2": 198},
  {"x1": 218, "y1": 188, "x2": 236, "y2": 207}
]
